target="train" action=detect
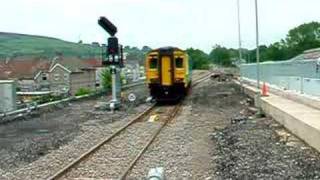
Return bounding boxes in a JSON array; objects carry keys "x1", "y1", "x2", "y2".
[{"x1": 145, "y1": 47, "x2": 192, "y2": 101}]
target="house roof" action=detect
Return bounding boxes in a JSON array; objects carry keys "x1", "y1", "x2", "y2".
[
  {"x1": 0, "y1": 58, "x2": 50, "y2": 79},
  {"x1": 0, "y1": 57, "x2": 102, "y2": 80},
  {"x1": 83, "y1": 58, "x2": 102, "y2": 67},
  {"x1": 55, "y1": 57, "x2": 102, "y2": 73},
  {"x1": 49, "y1": 63, "x2": 72, "y2": 73}
]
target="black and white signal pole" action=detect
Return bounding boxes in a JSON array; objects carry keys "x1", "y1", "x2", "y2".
[{"x1": 98, "y1": 17, "x2": 124, "y2": 111}]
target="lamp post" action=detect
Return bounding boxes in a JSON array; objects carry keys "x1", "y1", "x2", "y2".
[
  {"x1": 237, "y1": 0, "x2": 242, "y2": 63},
  {"x1": 255, "y1": 0, "x2": 260, "y2": 90},
  {"x1": 254, "y1": 0, "x2": 262, "y2": 110},
  {"x1": 237, "y1": 0, "x2": 243, "y2": 91}
]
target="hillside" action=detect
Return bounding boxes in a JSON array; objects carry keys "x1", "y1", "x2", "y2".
[{"x1": 0, "y1": 32, "x2": 100, "y2": 58}]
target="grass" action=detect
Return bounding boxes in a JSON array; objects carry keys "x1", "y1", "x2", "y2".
[{"x1": 0, "y1": 32, "x2": 101, "y2": 58}]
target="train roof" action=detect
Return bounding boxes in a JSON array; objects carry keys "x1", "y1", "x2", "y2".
[{"x1": 149, "y1": 46, "x2": 185, "y2": 53}]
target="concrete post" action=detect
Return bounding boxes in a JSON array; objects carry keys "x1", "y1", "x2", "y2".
[{"x1": 300, "y1": 76, "x2": 304, "y2": 94}]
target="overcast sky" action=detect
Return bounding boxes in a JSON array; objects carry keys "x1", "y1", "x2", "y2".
[{"x1": 1, "y1": 0, "x2": 320, "y2": 52}]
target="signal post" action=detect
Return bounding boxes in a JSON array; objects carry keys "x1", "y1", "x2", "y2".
[{"x1": 98, "y1": 17, "x2": 124, "y2": 111}]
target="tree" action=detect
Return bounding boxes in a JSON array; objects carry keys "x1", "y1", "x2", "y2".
[
  {"x1": 141, "y1": 46, "x2": 152, "y2": 53},
  {"x1": 240, "y1": 22, "x2": 320, "y2": 62},
  {"x1": 209, "y1": 45, "x2": 233, "y2": 66},
  {"x1": 124, "y1": 46, "x2": 147, "y2": 65},
  {"x1": 285, "y1": 22, "x2": 320, "y2": 58},
  {"x1": 186, "y1": 48, "x2": 210, "y2": 69},
  {"x1": 264, "y1": 42, "x2": 288, "y2": 61},
  {"x1": 248, "y1": 45, "x2": 268, "y2": 62}
]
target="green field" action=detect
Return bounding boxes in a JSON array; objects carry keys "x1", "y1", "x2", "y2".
[{"x1": 0, "y1": 32, "x2": 101, "y2": 58}]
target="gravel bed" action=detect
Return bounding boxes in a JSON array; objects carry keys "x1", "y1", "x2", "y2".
[
  {"x1": 61, "y1": 105, "x2": 176, "y2": 179},
  {"x1": 0, "y1": 103, "x2": 152, "y2": 180},
  {"x1": 63, "y1": 121, "x2": 161, "y2": 179},
  {"x1": 0, "y1": 84, "x2": 150, "y2": 180},
  {"x1": 0, "y1": 100, "x2": 95, "y2": 171},
  {"x1": 211, "y1": 114, "x2": 320, "y2": 179},
  {"x1": 128, "y1": 77, "x2": 247, "y2": 179},
  {"x1": 0, "y1": 70, "x2": 218, "y2": 179}
]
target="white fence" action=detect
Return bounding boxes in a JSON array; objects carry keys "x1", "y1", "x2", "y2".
[{"x1": 240, "y1": 59, "x2": 320, "y2": 97}]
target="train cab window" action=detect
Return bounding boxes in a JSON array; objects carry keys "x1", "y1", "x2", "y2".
[
  {"x1": 149, "y1": 58, "x2": 158, "y2": 69},
  {"x1": 175, "y1": 57, "x2": 183, "y2": 68}
]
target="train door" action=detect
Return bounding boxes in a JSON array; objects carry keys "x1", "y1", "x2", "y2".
[{"x1": 161, "y1": 56, "x2": 172, "y2": 86}]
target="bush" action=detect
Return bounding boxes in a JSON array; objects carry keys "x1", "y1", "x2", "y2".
[
  {"x1": 100, "y1": 68, "x2": 112, "y2": 91},
  {"x1": 100, "y1": 68, "x2": 126, "y2": 91},
  {"x1": 32, "y1": 94, "x2": 64, "y2": 104},
  {"x1": 75, "y1": 88, "x2": 92, "y2": 96},
  {"x1": 186, "y1": 48, "x2": 211, "y2": 70}
]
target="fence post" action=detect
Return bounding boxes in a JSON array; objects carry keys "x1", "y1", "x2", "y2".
[{"x1": 300, "y1": 76, "x2": 304, "y2": 94}]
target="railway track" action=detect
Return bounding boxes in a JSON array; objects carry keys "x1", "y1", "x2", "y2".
[{"x1": 47, "y1": 72, "x2": 212, "y2": 180}]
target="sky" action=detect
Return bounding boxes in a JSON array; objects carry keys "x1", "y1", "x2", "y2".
[{"x1": 1, "y1": 0, "x2": 320, "y2": 53}]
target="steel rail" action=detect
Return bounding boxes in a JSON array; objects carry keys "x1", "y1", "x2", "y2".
[
  {"x1": 46, "y1": 72, "x2": 212, "y2": 180},
  {"x1": 118, "y1": 72, "x2": 212, "y2": 179},
  {"x1": 46, "y1": 102, "x2": 156, "y2": 180},
  {"x1": 192, "y1": 72, "x2": 213, "y2": 86},
  {"x1": 118, "y1": 104, "x2": 182, "y2": 180}
]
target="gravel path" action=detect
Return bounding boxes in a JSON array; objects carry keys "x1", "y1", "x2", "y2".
[
  {"x1": 127, "y1": 72, "x2": 320, "y2": 179},
  {"x1": 0, "y1": 71, "x2": 207, "y2": 180},
  {"x1": 212, "y1": 114, "x2": 320, "y2": 179},
  {"x1": 128, "y1": 76, "x2": 246, "y2": 179},
  {"x1": 63, "y1": 121, "x2": 161, "y2": 179},
  {"x1": 0, "y1": 103, "x2": 153, "y2": 180},
  {"x1": 0, "y1": 84, "x2": 150, "y2": 180},
  {"x1": 61, "y1": 105, "x2": 177, "y2": 179}
]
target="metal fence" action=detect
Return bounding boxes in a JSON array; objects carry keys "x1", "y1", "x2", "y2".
[
  {"x1": 0, "y1": 81, "x2": 145, "y2": 122},
  {"x1": 240, "y1": 59, "x2": 320, "y2": 97}
]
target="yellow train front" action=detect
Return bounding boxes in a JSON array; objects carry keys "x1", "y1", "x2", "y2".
[{"x1": 145, "y1": 47, "x2": 192, "y2": 102}]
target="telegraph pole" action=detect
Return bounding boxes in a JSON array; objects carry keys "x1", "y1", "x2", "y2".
[
  {"x1": 255, "y1": 0, "x2": 260, "y2": 90},
  {"x1": 255, "y1": 0, "x2": 261, "y2": 110},
  {"x1": 237, "y1": 0, "x2": 242, "y2": 63},
  {"x1": 237, "y1": 0, "x2": 243, "y2": 92}
]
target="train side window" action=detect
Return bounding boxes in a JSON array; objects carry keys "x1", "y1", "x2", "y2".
[
  {"x1": 149, "y1": 58, "x2": 158, "y2": 69},
  {"x1": 175, "y1": 57, "x2": 183, "y2": 68}
]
